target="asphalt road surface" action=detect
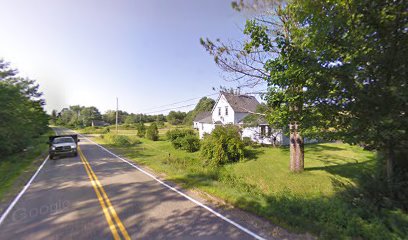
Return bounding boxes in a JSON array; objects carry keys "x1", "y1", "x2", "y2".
[{"x1": 0, "y1": 127, "x2": 267, "y2": 240}]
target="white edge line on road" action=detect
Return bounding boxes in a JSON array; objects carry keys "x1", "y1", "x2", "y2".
[
  {"x1": 78, "y1": 133, "x2": 266, "y2": 240},
  {"x1": 0, "y1": 155, "x2": 49, "y2": 226}
]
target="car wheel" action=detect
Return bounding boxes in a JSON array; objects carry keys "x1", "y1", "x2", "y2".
[
  {"x1": 50, "y1": 155, "x2": 54, "y2": 160},
  {"x1": 73, "y1": 152, "x2": 78, "y2": 157}
]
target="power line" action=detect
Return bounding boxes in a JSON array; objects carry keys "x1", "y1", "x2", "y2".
[
  {"x1": 136, "y1": 89, "x2": 267, "y2": 115},
  {"x1": 136, "y1": 93, "x2": 219, "y2": 112},
  {"x1": 142, "y1": 103, "x2": 197, "y2": 115}
]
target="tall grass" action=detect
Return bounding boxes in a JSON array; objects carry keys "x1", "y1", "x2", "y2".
[{"x1": 101, "y1": 134, "x2": 141, "y2": 147}]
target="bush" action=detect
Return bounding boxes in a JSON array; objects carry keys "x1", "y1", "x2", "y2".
[
  {"x1": 102, "y1": 127, "x2": 110, "y2": 134},
  {"x1": 104, "y1": 134, "x2": 141, "y2": 146},
  {"x1": 146, "y1": 123, "x2": 159, "y2": 141},
  {"x1": 200, "y1": 125, "x2": 245, "y2": 166},
  {"x1": 166, "y1": 129, "x2": 200, "y2": 152},
  {"x1": 136, "y1": 123, "x2": 146, "y2": 138},
  {"x1": 180, "y1": 134, "x2": 201, "y2": 152},
  {"x1": 166, "y1": 129, "x2": 195, "y2": 141},
  {"x1": 242, "y1": 137, "x2": 253, "y2": 146},
  {"x1": 171, "y1": 137, "x2": 183, "y2": 149}
]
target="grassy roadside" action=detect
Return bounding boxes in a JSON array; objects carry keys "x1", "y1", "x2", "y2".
[
  {"x1": 0, "y1": 129, "x2": 53, "y2": 203},
  {"x1": 87, "y1": 130, "x2": 407, "y2": 239}
]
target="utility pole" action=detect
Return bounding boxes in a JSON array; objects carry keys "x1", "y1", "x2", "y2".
[
  {"x1": 116, "y1": 97, "x2": 118, "y2": 134},
  {"x1": 77, "y1": 110, "x2": 81, "y2": 127}
]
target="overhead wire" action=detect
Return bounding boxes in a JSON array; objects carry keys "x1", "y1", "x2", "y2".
[
  {"x1": 135, "y1": 93, "x2": 219, "y2": 112},
  {"x1": 142, "y1": 103, "x2": 197, "y2": 115},
  {"x1": 136, "y1": 89, "x2": 267, "y2": 115}
]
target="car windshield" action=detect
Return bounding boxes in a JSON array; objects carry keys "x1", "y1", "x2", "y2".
[{"x1": 53, "y1": 137, "x2": 75, "y2": 144}]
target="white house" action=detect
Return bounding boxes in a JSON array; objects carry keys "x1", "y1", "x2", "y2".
[{"x1": 193, "y1": 92, "x2": 290, "y2": 145}]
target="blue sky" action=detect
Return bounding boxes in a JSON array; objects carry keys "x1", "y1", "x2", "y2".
[{"x1": 0, "y1": 0, "x2": 264, "y2": 114}]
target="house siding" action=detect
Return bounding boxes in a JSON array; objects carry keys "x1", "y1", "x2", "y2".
[
  {"x1": 212, "y1": 95, "x2": 235, "y2": 124},
  {"x1": 199, "y1": 123, "x2": 214, "y2": 138},
  {"x1": 194, "y1": 92, "x2": 308, "y2": 146},
  {"x1": 242, "y1": 126, "x2": 288, "y2": 145}
]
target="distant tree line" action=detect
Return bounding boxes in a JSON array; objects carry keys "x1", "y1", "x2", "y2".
[
  {"x1": 53, "y1": 96, "x2": 216, "y2": 128},
  {"x1": 52, "y1": 107, "x2": 168, "y2": 127},
  {"x1": 50, "y1": 105, "x2": 102, "y2": 127},
  {"x1": 0, "y1": 59, "x2": 49, "y2": 156}
]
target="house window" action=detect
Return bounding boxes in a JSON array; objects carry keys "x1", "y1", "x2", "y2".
[
  {"x1": 267, "y1": 126, "x2": 272, "y2": 136},
  {"x1": 218, "y1": 107, "x2": 221, "y2": 116},
  {"x1": 201, "y1": 123, "x2": 204, "y2": 130},
  {"x1": 225, "y1": 106, "x2": 228, "y2": 115}
]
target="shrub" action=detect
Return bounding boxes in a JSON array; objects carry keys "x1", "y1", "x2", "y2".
[
  {"x1": 166, "y1": 129, "x2": 195, "y2": 141},
  {"x1": 242, "y1": 137, "x2": 253, "y2": 146},
  {"x1": 166, "y1": 129, "x2": 200, "y2": 152},
  {"x1": 102, "y1": 127, "x2": 110, "y2": 134},
  {"x1": 104, "y1": 134, "x2": 141, "y2": 146},
  {"x1": 180, "y1": 134, "x2": 201, "y2": 152},
  {"x1": 171, "y1": 137, "x2": 183, "y2": 149},
  {"x1": 146, "y1": 123, "x2": 159, "y2": 141},
  {"x1": 200, "y1": 125, "x2": 245, "y2": 166},
  {"x1": 136, "y1": 123, "x2": 146, "y2": 138}
]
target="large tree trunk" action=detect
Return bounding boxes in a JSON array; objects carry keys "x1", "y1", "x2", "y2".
[{"x1": 290, "y1": 123, "x2": 304, "y2": 172}]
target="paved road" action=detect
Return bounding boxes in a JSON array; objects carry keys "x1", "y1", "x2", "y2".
[{"x1": 0, "y1": 127, "x2": 265, "y2": 240}]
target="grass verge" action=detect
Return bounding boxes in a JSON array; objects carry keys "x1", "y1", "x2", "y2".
[{"x1": 0, "y1": 129, "x2": 53, "y2": 203}]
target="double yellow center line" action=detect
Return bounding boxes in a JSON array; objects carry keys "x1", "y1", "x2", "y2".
[{"x1": 78, "y1": 146, "x2": 131, "y2": 240}]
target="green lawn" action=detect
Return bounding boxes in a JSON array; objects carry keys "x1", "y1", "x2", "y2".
[
  {"x1": 0, "y1": 129, "x2": 53, "y2": 202},
  {"x1": 86, "y1": 128, "x2": 406, "y2": 239}
]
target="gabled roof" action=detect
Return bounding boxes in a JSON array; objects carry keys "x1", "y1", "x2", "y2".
[
  {"x1": 219, "y1": 92, "x2": 260, "y2": 113},
  {"x1": 194, "y1": 111, "x2": 212, "y2": 123}
]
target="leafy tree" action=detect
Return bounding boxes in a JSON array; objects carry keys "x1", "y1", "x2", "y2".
[
  {"x1": 102, "y1": 110, "x2": 128, "y2": 124},
  {"x1": 103, "y1": 110, "x2": 117, "y2": 124},
  {"x1": 55, "y1": 105, "x2": 102, "y2": 127},
  {"x1": 184, "y1": 97, "x2": 216, "y2": 125},
  {"x1": 145, "y1": 123, "x2": 159, "y2": 141},
  {"x1": 133, "y1": 114, "x2": 165, "y2": 123},
  {"x1": 203, "y1": 0, "x2": 408, "y2": 178},
  {"x1": 166, "y1": 111, "x2": 187, "y2": 125},
  {"x1": 124, "y1": 114, "x2": 137, "y2": 124},
  {"x1": 80, "y1": 106, "x2": 102, "y2": 126},
  {"x1": 50, "y1": 109, "x2": 58, "y2": 125},
  {"x1": 0, "y1": 59, "x2": 48, "y2": 156}
]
